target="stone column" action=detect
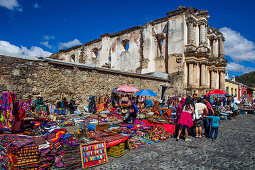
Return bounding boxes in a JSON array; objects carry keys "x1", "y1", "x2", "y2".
[
  {"x1": 219, "y1": 38, "x2": 224, "y2": 57},
  {"x1": 187, "y1": 17, "x2": 196, "y2": 45},
  {"x1": 211, "y1": 71, "x2": 216, "y2": 89},
  {"x1": 187, "y1": 22, "x2": 195, "y2": 44},
  {"x1": 188, "y1": 63, "x2": 194, "y2": 87},
  {"x1": 216, "y1": 71, "x2": 219, "y2": 89},
  {"x1": 201, "y1": 64, "x2": 206, "y2": 87},
  {"x1": 199, "y1": 24, "x2": 207, "y2": 45},
  {"x1": 213, "y1": 39, "x2": 218, "y2": 57},
  {"x1": 220, "y1": 71, "x2": 225, "y2": 90}
]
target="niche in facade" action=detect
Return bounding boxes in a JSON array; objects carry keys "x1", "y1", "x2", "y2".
[
  {"x1": 122, "y1": 39, "x2": 129, "y2": 51},
  {"x1": 92, "y1": 48, "x2": 99, "y2": 59},
  {"x1": 156, "y1": 34, "x2": 165, "y2": 58},
  {"x1": 70, "y1": 54, "x2": 75, "y2": 62}
]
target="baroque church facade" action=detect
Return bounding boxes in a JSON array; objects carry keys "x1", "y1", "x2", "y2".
[{"x1": 51, "y1": 6, "x2": 227, "y2": 95}]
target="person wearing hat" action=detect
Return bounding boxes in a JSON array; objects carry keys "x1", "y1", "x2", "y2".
[{"x1": 35, "y1": 95, "x2": 45, "y2": 107}]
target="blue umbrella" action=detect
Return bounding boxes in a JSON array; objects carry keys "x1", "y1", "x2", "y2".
[{"x1": 134, "y1": 89, "x2": 158, "y2": 96}]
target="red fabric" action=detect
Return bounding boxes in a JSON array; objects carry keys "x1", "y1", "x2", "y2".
[
  {"x1": 106, "y1": 137, "x2": 129, "y2": 148},
  {"x1": 142, "y1": 120, "x2": 176, "y2": 134}
]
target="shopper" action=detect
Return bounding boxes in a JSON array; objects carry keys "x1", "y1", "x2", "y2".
[
  {"x1": 176, "y1": 96, "x2": 194, "y2": 142},
  {"x1": 194, "y1": 97, "x2": 208, "y2": 138},
  {"x1": 176, "y1": 98, "x2": 185, "y2": 120},
  {"x1": 192, "y1": 93, "x2": 197, "y2": 105},
  {"x1": 203, "y1": 98, "x2": 214, "y2": 137},
  {"x1": 231, "y1": 99, "x2": 239, "y2": 120},
  {"x1": 208, "y1": 112, "x2": 221, "y2": 141}
]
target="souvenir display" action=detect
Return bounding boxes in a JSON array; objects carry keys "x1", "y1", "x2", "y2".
[{"x1": 80, "y1": 142, "x2": 108, "y2": 169}]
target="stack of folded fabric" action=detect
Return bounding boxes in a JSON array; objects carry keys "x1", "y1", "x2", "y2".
[
  {"x1": 5, "y1": 136, "x2": 40, "y2": 169},
  {"x1": 60, "y1": 144, "x2": 82, "y2": 169},
  {"x1": 0, "y1": 144, "x2": 9, "y2": 169}
]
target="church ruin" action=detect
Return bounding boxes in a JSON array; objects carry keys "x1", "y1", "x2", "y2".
[{"x1": 51, "y1": 6, "x2": 227, "y2": 95}]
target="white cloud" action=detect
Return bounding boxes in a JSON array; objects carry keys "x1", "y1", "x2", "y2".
[
  {"x1": 43, "y1": 35, "x2": 55, "y2": 40},
  {"x1": 41, "y1": 41, "x2": 52, "y2": 49},
  {"x1": 59, "y1": 39, "x2": 82, "y2": 49},
  {"x1": 0, "y1": 0, "x2": 22, "y2": 11},
  {"x1": 34, "y1": 2, "x2": 40, "y2": 8},
  {"x1": 220, "y1": 27, "x2": 255, "y2": 61},
  {"x1": 226, "y1": 62, "x2": 255, "y2": 73},
  {"x1": 0, "y1": 40, "x2": 52, "y2": 59}
]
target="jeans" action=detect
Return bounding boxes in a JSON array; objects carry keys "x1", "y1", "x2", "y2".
[
  {"x1": 204, "y1": 117, "x2": 211, "y2": 137},
  {"x1": 210, "y1": 126, "x2": 219, "y2": 140}
]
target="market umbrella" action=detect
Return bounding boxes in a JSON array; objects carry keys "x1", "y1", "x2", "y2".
[
  {"x1": 134, "y1": 89, "x2": 158, "y2": 96},
  {"x1": 116, "y1": 85, "x2": 139, "y2": 93},
  {"x1": 112, "y1": 88, "x2": 126, "y2": 94},
  {"x1": 205, "y1": 89, "x2": 227, "y2": 96}
]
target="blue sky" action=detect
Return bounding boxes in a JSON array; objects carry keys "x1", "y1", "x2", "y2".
[{"x1": 0, "y1": 0, "x2": 254, "y2": 77}]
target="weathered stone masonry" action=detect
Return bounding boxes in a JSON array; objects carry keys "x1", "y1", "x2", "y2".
[{"x1": 0, "y1": 55, "x2": 183, "y2": 109}]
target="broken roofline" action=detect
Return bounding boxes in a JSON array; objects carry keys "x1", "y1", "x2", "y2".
[
  {"x1": 59, "y1": 25, "x2": 143, "y2": 53},
  {"x1": 58, "y1": 6, "x2": 208, "y2": 53}
]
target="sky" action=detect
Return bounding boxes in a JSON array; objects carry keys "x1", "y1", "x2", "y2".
[{"x1": 0, "y1": 0, "x2": 254, "y2": 77}]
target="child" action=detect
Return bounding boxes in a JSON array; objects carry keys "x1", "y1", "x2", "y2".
[{"x1": 208, "y1": 112, "x2": 221, "y2": 141}]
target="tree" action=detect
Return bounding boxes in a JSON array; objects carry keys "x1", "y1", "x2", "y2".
[{"x1": 235, "y1": 71, "x2": 255, "y2": 87}]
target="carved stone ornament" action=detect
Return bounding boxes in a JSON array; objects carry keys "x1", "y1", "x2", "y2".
[
  {"x1": 176, "y1": 57, "x2": 182, "y2": 63},
  {"x1": 196, "y1": 45, "x2": 210, "y2": 54},
  {"x1": 186, "y1": 16, "x2": 197, "y2": 25}
]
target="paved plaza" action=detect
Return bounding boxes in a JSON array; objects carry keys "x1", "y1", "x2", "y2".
[{"x1": 93, "y1": 114, "x2": 255, "y2": 170}]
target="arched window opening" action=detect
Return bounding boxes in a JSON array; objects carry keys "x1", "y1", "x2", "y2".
[
  {"x1": 92, "y1": 48, "x2": 99, "y2": 59},
  {"x1": 122, "y1": 39, "x2": 129, "y2": 51},
  {"x1": 70, "y1": 54, "x2": 75, "y2": 62}
]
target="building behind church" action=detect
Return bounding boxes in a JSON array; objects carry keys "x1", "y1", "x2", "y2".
[{"x1": 51, "y1": 6, "x2": 227, "y2": 96}]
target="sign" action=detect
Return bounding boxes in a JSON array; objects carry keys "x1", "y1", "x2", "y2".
[{"x1": 80, "y1": 142, "x2": 108, "y2": 169}]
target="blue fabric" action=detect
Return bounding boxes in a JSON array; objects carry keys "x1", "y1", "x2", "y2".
[
  {"x1": 208, "y1": 116, "x2": 220, "y2": 127},
  {"x1": 131, "y1": 104, "x2": 138, "y2": 115},
  {"x1": 231, "y1": 102, "x2": 238, "y2": 111},
  {"x1": 210, "y1": 126, "x2": 219, "y2": 140}
]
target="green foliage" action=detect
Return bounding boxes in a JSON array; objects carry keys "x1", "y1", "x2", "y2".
[{"x1": 235, "y1": 71, "x2": 255, "y2": 87}]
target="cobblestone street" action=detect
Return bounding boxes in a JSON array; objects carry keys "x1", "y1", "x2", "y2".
[{"x1": 93, "y1": 115, "x2": 255, "y2": 170}]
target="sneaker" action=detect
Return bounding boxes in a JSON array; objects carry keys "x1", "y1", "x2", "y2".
[
  {"x1": 176, "y1": 137, "x2": 180, "y2": 141},
  {"x1": 185, "y1": 138, "x2": 191, "y2": 142}
]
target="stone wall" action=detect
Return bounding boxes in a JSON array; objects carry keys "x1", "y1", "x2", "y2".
[{"x1": 0, "y1": 55, "x2": 184, "y2": 109}]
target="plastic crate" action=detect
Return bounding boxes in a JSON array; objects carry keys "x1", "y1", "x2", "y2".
[{"x1": 107, "y1": 143, "x2": 125, "y2": 157}]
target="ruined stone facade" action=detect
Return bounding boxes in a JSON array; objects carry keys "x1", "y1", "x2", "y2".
[{"x1": 52, "y1": 6, "x2": 227, "y2": 95}]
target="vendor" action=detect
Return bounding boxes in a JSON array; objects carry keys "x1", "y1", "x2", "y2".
[
  {"x1": 26, "y1": 95, "x2": 33, "y2": 107},
  {"x1": 119, "y1": 95, "x2": 131, "y2": 119},
  {"x1": 61, "y1": 97, "x2": 69, "y2": 108},
  {"x1": 124, "y1": 103, "x2": 138, "y2": 124},
  {"x1": 69, "y1": 99, "x2": 77, "y2": 114},
  {"x1": 35, "y1": 95, "x2": 45, "y2": 107}
]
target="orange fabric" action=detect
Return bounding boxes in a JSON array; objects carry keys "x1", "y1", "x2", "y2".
[{"x1": 52, "y1": 131, "x2": 65, "y2": 143}]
